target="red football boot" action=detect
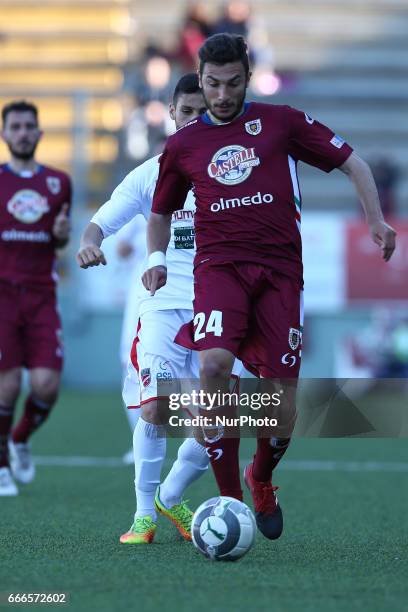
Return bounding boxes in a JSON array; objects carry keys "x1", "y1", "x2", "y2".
[{"x1": 244, "y1": 462, "x2": 283, "y2": 540}]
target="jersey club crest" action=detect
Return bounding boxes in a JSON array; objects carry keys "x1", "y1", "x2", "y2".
[
  {"x1": 245, "y1": 119, "x2": 262, "y2": 136},
  {"x1": 47, "y1": 176, "x2": 61, "y2": 195},
  {"x1": 288, "y1": 328, "x2": 301, "y2": 351}
]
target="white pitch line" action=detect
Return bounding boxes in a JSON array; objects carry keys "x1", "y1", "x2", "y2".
[
  {"x1": 34, "y1": 456, "x2": 125, "y2": 467},
  {"x1": 278, "y1": 460, "x2": 408, "y2": 472},
  {"x1": 33, "y1": 456, "x2": 408, "y2": 472}
]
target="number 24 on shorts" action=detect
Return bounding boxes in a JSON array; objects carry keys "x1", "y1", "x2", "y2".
[{"x1": 194, "y1": 310, "x2": 223, "y2": 341}]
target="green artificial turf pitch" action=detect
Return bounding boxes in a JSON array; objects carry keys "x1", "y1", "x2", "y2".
[{"x1": 1, "y1": 390, "x2": 407, "y2": 612}]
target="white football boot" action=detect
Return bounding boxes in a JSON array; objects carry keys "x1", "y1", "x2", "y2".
[
  {"x1": 0, "y1": 466, "x2": 18, "y2": 496},
  {"x1": 9, "y1": 441, "x2": 36, "y2": 484}
]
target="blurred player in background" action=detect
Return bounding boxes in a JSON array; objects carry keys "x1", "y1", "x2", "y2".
[
  {"x1": 77, "y1": 74, "x2": 211, "y2": 544},
  {"x1": 115, "y1": 216, "x2": 147, "y2": 463},
  {"x1": 144, "y1": 34, "x2": 396, "y2": 539},
  {"x1": 0, "y1": 101, "x2": 71, "y2": 496}
]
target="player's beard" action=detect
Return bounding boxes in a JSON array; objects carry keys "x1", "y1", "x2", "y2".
[
  {"x1": 7, "y1": 141, "x2": 38, "y2": 161},
  {"x1": 203, "y1": 89, "x2": 247, "y2": 123}
]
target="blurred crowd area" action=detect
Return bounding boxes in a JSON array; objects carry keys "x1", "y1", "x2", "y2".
[
  {"x1": 120, "y1": 0, "x2": 404, "y2": 218},
  {"x1": 123, "y1": 1, "x2": 285, "y2": 168},
  {"x1": 337, "y1": 308, "x2": 408, "y2": 380},
  {"x1": 0, "y1": 0, "x2": 405, "y2": 217}
]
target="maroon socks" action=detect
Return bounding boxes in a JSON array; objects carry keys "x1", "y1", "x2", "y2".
[
  {"x1": 12, "y1": 395, "x2": 53, "y2": 444},
  {"x1": 0, "y1": 403, "x2": 14, "y2": 467},
  {"x1": 205, "y1": 436, "x2": 243, "y2": 501},
  {"x1": 252, "y1": 437, "x2": 291, "y2": 482}
]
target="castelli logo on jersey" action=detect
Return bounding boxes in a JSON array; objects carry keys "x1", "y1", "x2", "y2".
[
  {"x1": 210, "y1": 192, "x2": 273, "y2": 213},
  {"x1": 207, "y1": 145, "x2": 260, "y2": 185},
  {"x1": 7, "y1": 189, "x2": 49, "y2": 224}
]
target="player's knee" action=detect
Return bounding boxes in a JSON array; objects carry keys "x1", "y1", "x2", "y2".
[
  {"x1": 0, "y1": 369, "x2": 22, "y2": 405},
  {"x1": 200, "y1": 355, "x2": 231, "y2": 380},
  {"x1": 31, "y1": 371, "x2": 60, "y2": 404}
]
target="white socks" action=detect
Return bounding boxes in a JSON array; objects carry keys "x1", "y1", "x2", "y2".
[
  {"x1": 133, "y1": 418, "x2": 166, "y2": 521},
  {"x1": 160, "y1": 437, "x2": 209, "y2": 509},
  {"x1": 133, "y1": 420, "x2": 209, "y2": 520}
]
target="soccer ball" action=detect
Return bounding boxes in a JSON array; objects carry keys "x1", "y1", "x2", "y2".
[{"x1": 191, "y1": 496, "x2": 256, "y2": 561}]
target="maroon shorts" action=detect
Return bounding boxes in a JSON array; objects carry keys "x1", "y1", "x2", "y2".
[
  {"x1": 175, "y1": 261, "x2": 303, "y2": 378},
  {"x1": 0, "y1": 281, "x2": 63, "y2": 371}
]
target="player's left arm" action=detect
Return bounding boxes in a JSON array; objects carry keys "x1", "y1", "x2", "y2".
[
  {"x1": 142, "y1": 137, "x2": 190, "y2": 295},
  {"x1": 142, "y1": 212, "x2": 172, "y2": 296},
  {"x1": 52, "y1": 176, "x2": 72, "y2": 249},
  {"x1": 286, "y1": 107, "x2": 396, "y2": 262},
  {"x1": 52, "y1": 202, "x2": 71, "y2": 249},
  {"x1": 339, "y1": 152, "x2": 396, "y2": 262}
]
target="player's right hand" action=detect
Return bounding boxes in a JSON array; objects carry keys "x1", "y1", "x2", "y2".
[
  {"x1": 142, "y1": 266, "x2": 167, "y2": 296},
  {"x1": 76, "y1": 245, "x2": 107, "y2": 268}
]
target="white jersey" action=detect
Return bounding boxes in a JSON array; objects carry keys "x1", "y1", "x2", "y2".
[{"x1": 91, "y1": 155, "x2": 195, "y2": 316}]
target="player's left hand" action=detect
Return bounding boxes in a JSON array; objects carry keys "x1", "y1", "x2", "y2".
[
  {"x1": 53, "y1": 203, "x2": 71, "y2": 241},
  {"x1": 142, "y1": 266, "x2": 167, "y2": 296},
  {"x1": 368, "y1": 219, "x2": 396, "y2": 262}
]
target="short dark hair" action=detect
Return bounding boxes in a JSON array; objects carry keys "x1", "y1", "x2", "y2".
[
  {"x1": 198, "y1": 33, "x2": 249, "y2": 75},
  {"x1": 172, "y1": 73, "x2": 201, "y2": 105},
  {"x1": 2, "y1": 100, "x2": 38, "y2": 126}
]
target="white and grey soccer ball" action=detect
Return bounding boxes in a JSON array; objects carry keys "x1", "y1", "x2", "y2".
[{"x1": 192, "y1": 496, "x2": 256, "y2": 561}]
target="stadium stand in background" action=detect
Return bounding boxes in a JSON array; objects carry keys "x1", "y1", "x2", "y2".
[
  {"x1": 0, "y1": 0, "x2": 406, "y2": 213},
  {"x1": 0, "y1": 0, "x2": 130, "y2": 206},
  {"x1": 126, "y1": 0, "x2": 408, "y2": 213},
  {"x1": 1, "y1": 0, "x2": 406, "y2": 385}
]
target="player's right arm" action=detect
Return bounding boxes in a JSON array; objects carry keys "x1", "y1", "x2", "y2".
[
  {"x1": 76, "y1": 157, "x2": 158, "y2": 269},
  {"x1": 142, "y1": 137, "x2": 191, "y2": 296},
  {"x1": 76, "y1": 222, "x2": 106, "y2": 268}
]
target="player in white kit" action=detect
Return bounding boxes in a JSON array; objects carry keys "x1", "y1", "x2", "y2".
[
  {"x1": 115, "y1": 215, "x2": 147, "y2": 463},
  {"x1": 77, "y1": 75, "x2": 210, "y2": 544}
]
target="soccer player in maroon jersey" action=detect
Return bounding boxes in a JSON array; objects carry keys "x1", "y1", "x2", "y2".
[
  {"x1": 0, "y1": 101, "x2": 71, "y2": 496},
  {"x1": 142, "y1": 34, "x2": 396, "y2": 538}
]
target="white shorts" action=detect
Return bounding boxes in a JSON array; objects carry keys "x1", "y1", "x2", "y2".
[
  {"x1": 122, "y1": 309, "x2": 243, "y2": 410},
  {"x1": 122, "y1": 309, "x2": 200, "y2": 409}
]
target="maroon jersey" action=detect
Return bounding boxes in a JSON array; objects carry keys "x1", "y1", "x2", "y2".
[
  {"x1": 152, "y1": 102, "x2": 353, "y2": 285},
  {"x1": 0, "y1": 164, "x2": 71, "y2": 287}
]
